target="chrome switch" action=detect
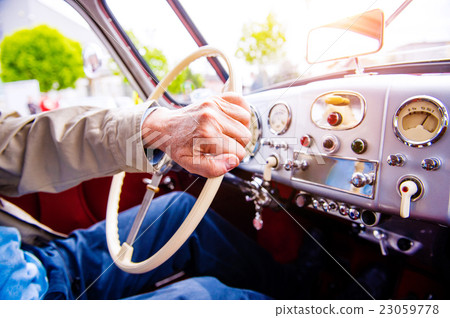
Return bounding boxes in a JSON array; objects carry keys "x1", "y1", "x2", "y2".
[
  {"x1": 387, "y1": 154, "x2": 406, "y2": 167},
  {"x1": 421, "y1": 158, "x2": 441, "y2": 171}
]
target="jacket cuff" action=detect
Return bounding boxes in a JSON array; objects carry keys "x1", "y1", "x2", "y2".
[{"x1": 109, "y1": 100, "x2": 157, "y2": 173}]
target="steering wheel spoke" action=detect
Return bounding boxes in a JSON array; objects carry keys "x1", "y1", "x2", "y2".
[{"x1": 125, "y1": 174, "x2": 163, "y2": 246}]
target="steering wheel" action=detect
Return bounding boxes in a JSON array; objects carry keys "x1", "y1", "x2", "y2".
[{"x1": 105, "y1": 46, "x2": 240, "y2": 273}]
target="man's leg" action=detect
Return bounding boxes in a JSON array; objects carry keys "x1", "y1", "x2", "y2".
[
  {"x1": 31, "y1": 192, "x2": 296, "y2": 299},
  {"x1": 125, "y1": 277, "x2": 271, "y2": 300}
]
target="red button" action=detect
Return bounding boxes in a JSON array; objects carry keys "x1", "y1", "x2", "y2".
[
  {"x1": 327, "y1": 112, "x2": 343, "y2": 126},
  {"x1": 300, "y1": 135, "x2": 311, "y2": 147}
]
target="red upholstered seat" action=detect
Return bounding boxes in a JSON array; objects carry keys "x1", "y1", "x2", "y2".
[{"x1": 4, "y1": 173, "x2": 151, "y2": 234}]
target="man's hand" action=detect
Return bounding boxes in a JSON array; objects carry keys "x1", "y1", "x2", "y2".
[{"x1": 142, "y1": 92, "x2": 252, "y2": 178}]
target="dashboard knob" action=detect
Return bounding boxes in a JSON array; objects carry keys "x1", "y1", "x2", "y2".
[
  {"x1": 339, "y1": 204, "x2": 349, "y2": 216},
  {"x1": 295, "y1": 193, "x2": 311, "y2": 208},
  {"x1": 327, "y1": 112, "x2": 343, "y2": 126},
  {"x1": 351, "y1": 138, "x2": 367, "y2": 154},
  {"x1": 262, "y1": 138, "x2": 273, "y2": 147},
  {"x1": 300, "y1": 135, "x2": 312, "y2": 147},
  {"x1": 274, "y1": 142, "x2": 288, "y2": 150},
  {"x1": 312, "y1": 199, "x2": 320, "y2": 209},
  {"x1": 322, "y1": 135, "x2": 340, "y2": 153},
  {"x1": 348, "y1": 207, "x2": 361, "y2": 220},
  {"x1": 421, "y1": 158, "x2": 441, "y2": 171},
  {"x1": 319, "y1": 199, "x2": 329, "y2": 212},
  {"x1": 284, "y1": 160, "x2": 303, "y2": 171},
  {"x1": 284, "y1": 160, "x2": 293, "y2": 171},
  {"x1": 351, "y1": 172, "x2": 374, "y2": 188},
  {"x1": 327, "y1": 201, "x2": 338, "y2": 213},
  {"x1": 299, "y1": 160, "x2": 309, "y2": 171},
  {"x1": 387, "y1": 154, "x2": 406, "y2": 167}
]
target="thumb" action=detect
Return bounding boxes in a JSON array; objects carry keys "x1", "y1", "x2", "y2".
[{"x1": 201, "y1": 153, "x2": 240, "y2": 178}]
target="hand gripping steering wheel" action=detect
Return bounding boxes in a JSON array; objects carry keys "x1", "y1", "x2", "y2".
[{"x1": 105, "y1": 46, "x2": 240, "y2": 273}]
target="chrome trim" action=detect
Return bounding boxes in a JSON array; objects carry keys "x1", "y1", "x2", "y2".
[
  {"x1": 361, "y1": 210, "x2": 381, "y2": 227},
  {"x1": 393, "y1": 95, "x2": 448, "y2": 148},
  {"x1": 396, "y1": 175, "x2": 424, "y2": 202},
  {"x1": 269, "y1": 152, "x2": 281, "y2": 170},
  {"x1": 152, "y1": 154, "x2": 174, "y2": 176},
  {"x1": 290, "y1": 154, "x2": 379, "y2": 199},
  {"x1": 268, "y1": 102, "x2": 292, "y2": 135},
  {"x1": 243, "y1": 104, "x2": 263, "y2": 162},
  {"x1": 322, "y1": 134, "x2": 340, "y2": 154}
]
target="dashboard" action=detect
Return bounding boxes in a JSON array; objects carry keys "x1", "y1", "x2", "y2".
[{"x1": 241, "y1": 73, "x2": 449, "y2": 256}]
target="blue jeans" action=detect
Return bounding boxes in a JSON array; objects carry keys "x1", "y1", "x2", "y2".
[{"x1": 25, "y1": 192, "x2": 296, "y2": 300}]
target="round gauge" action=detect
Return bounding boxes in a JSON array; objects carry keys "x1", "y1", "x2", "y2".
[
  {"x1": 268, "y1": 102, "x2": 292, "y2": 135},
  {"x1": 243, "y1": 105, "x2": 262, "y2": 161},
  {"x1": 393, "y1": 96, "x2": 448, "y2": 147}
]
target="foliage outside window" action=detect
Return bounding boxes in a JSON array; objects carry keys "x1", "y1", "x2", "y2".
[
  {"x1": 0, "y1": 25, "x2": 84, "y2": 92},
  {"x1": 126, "y1": 31, "x2": 203, "y2": 96}
]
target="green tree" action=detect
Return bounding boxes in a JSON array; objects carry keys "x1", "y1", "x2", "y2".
[
  {"x1": 236, "y1": 13, "x2": 287, "y2": 65},
  {"x1": 167, "y1": 67, "x2": 204, "y2": 95},
  {"x1": 0, "y1": 25, "x2": 84, "y2": 92},
  {"x1": 126, "y1": 31, "x2": 168, "y2": 80}
]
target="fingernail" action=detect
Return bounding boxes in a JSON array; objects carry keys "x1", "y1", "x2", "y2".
[{"x1": 225, "y1": 155, "x2": 239, "y2": 171}]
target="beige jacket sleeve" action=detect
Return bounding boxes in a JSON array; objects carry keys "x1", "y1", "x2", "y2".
[{"x1": 0, "y1": 103, "x2": 155, "y2": 197}]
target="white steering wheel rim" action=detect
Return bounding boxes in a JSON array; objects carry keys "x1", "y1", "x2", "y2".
[{"x1": 106, "y1": 46, "x2": 240, "y2": 273}]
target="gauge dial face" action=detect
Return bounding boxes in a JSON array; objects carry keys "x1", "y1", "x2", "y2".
[
  {"x1": 394, "y1": 96, "x2": 448, "y2": 147},
  {"x1": 244, "y1": 105, "x2": 262, "y2": 161},
  {"x1": 268, "y1": 102, "x2": 292, "y2": 135}
]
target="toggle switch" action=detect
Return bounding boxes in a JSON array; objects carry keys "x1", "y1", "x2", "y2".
[
  {"x1": 399, "y1": 180, "x2": 418, "y2": 218},
  {"x1": 373, "y1": 229, "x2": 389, "y2": 256}
]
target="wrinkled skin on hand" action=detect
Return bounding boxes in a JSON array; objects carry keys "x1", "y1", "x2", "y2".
[{"x1": 142, "y1": 92, "x2": 252, "y2": 178}]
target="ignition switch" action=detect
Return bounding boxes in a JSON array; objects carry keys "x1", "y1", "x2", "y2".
[{"x1": 397, "y1": 176, "x2": 424, "y2": 218}]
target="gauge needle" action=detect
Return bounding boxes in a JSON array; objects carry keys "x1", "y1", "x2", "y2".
[{"x1": 421, "y1": 114, "x2": 430, "y2": 126}]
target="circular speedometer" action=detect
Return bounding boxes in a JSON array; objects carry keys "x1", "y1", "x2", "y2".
[
  {"x1": 393, "y1": 96, "x2": 448, "y2": 147},
  {"x1": 268, "y1": 102, "x2": 292, "y2": 135}
]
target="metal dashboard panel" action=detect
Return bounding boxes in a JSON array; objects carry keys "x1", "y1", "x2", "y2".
[
  {"x1": 240, "y1": 74, "x2": 450, "y2": 226},
  {"x1": 290, "y1": 154, "x2": 378, "y2": 199}
]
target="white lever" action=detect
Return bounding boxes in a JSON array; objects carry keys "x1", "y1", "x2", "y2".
[
  {"x1": 263, "y1": 156, "x2": 278, "y2": 182},
  {"x1": 399, "y1": 180, "x2": 418, "y2": 218}
]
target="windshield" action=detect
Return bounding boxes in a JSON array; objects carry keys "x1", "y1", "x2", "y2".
[{"x1": 105, "y1": 0, "x2": 450, "y2": 95}]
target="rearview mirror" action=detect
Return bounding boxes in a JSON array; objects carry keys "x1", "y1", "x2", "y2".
[{"x1": 306, "y1": 9, "x2": 384, "y2": 64}]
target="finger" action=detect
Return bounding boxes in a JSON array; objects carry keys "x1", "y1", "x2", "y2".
[
  {"x1": 218, "y1": 117, "x2": 252, "y2": 149},
  {"x1": 215, "y1": 95, "x2": 251, "y2": 128},
  {"x1": 194, "y1": 135, "x2": 247, "y2": 162},
  {"x1": 221, "y1": 92, "x2": 251, "y2": 113},
  {"x1": 189, "y1": 153, "x2": 240, "y2": 178},
  {"x1": 213, "y1": 98, "x2": 251, "y2": 128}
]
